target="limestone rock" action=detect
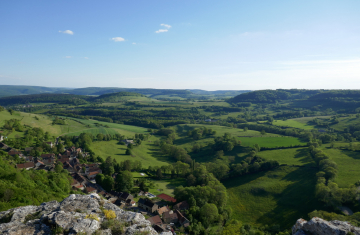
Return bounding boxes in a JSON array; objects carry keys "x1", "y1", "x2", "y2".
[
  {"x1": 0, "y1": 193, "x2": 158, "y2": 235},
  {"x1": 60, "y1": 194, "x2": 101, "y2": 214},
  {"x1": 292, "y1": 217, "x2": 360, "y2": 235}
]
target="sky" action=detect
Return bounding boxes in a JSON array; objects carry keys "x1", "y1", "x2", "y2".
[{"x1": 0, "y1": 0, "x2": 360, "y2": 90}]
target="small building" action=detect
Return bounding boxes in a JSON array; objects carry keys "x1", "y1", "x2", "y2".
[
  {"x1": 0, "y1": 135, "x2": 4, "y2": 141},
  {"x1": 16, "y1": 162, "x2": 35, "y2": 170},
  {"x1": 119, "y1": 192, "x2": 133, "y2": 202},
  {"x1": 87, "y1": 170, "x2": 102, "y2": 179},
  {"x1": 156, "y1": 194, "x2": 176, "y2": 203},
  {"x1": 157, "y1": 206, "x2": 170, "y2": 216},
  {"x1": 45, "y1": 142, "x2": 53, "y2": 148},
  {"x1": 173, "y1": 201, "x2": 189, "y2": 211},
  {"x1": 72, "y1": 173, "x2": 87, "y2": 186},
  {"x1": 138, "y1": 198, "x2": 159, "y2": 213},
  {"x1": 147, "y1": 215, "x2": 163, "y2": 226},
  {"x1": 162, "y1": 210, "x2": 178, "y2": 224},
  {"x1": 85, "y1": 186, "x2": 97, "y2": 194},
  {"x1": 122, "y1": 139, "x2": 134, "y2": 145},
  {"x1": 126, "y1": 199, "x2": 136, "y2": 206},
  {"x1": 8, "y1": 150, "x2": 22, "y2": 156},
  {"x1": 176, "y1": 210, "x2": 190, "y2": 227},
  {"x1": 35, "y1": 160, "x2": 45, "y2": 168}
]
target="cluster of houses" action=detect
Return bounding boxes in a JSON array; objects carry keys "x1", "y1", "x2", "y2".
[
  {"x1": 0, "y1": 141, "x2": 103, "y2": 191},
  {"x1": 141, "y1": 196, "x2": 190, "y2": 233},
  {"x1": 1, "y1": 140, "x2": 190, "y2": 233}
]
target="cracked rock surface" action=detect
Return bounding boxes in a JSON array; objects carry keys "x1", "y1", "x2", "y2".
[
  {"x1": 0, "y1": 193, "x2": 158, "y2": 235},
  {"x1": 292, "y1": 217, "x2": 360, "y2": 235}
]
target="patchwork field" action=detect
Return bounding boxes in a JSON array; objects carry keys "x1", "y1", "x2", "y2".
[
  {"x1": 273, "y1": 119, "x2": 315, "y2": 130},
  {"x1": 238, "y1": 136, "x2": 304, "y2": 148},
  {"x1": 257, "y1": 148, "x2": 315, "y2": 166},
  {"x1": 322, "y1": 148, "x2": 360, "y2": 187},
  {"x1": 224, "y1": 166, "x2": 322, "y2": 228},
  {"x1": 90, "y1": 138, "x2": 173, "y2": 168}
]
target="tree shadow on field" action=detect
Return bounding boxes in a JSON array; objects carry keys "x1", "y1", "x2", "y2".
[
  {"x1": 222, "y1": 170, "x2": 267, "y2": 190},
  {"x1": 294, "y1": 148, "x2": 316, "y2": 166},
  {"x1": 175, "y1": 125, "x2": 194, "y2": 137},
  {"x1": 255, "y1": 167, "x2": 325, "y2": 229},
  {"x1": 342, "y1": 150, "x2": 360, "y2": 160}
]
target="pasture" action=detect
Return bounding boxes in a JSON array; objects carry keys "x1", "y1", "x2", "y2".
[
  {"x1": 224, "y1": 166, "x2": 321, "y2": 228},
  {"x1": 257, "y1": 148, "x2": 315, "y2": 166},
  {"x1": 322, "y1": 148, "x2": 360, "y2": 188},
  {"x1": 90, "y1": 138, "x2": 173, "y2": 168},
  {"x1": 273, "y1": 119, "x2": 314, "y2": 130},
  {"x1": 238, "y1": 136, "x2": 304, "y2": 148}
]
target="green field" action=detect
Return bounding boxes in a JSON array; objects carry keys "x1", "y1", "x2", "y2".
[
  {"x1": 224, "y1": 166, "x2": 322, "y2": 228},
  {"x1": 91, "y1": 138, "x2": 173, "y2": 168},
  {"x1": 147, "y1": 178, "x2": 185, "y2": 196},
  {"x1": 322, "y1": 148, "x2": 360, "y2": 187},
  {"x1": 238, "y1": 136, "x2": 304, "y2": 148},
  {"x1": 273, "y1": 119, "x2": 315, "y2": 130},
  {"x1": 257, "y1": 148, "x2": 315, "y2": 166}
]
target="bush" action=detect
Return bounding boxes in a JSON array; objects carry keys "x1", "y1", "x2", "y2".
[{"x1": 103, "y1": 209, "x2": 116, "y2": 220}]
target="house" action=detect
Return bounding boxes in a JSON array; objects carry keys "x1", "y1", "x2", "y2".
[
  {"x1": 176, "y1": 210, "x2": 190, "y2": 227},
  {"x1": 157, "y1": 206, "x2": 170, "y2": 216},
  {"x1": 147, "y1": 215, "x2": 163, "y2": 226},
  {"x1": 63, "y1": 162, "x2": 75, "y2": 173},
  {"x1": 0, "y1": 143, "x2": 9, "y2": 150},
  {"x1": 162, "y1": 210, "x2": 178, "y2": 224},
  {"x1": 138, "y1": 198, "x2": 159, "y2": 213},
  {"x1": 8, "y1": 150, "x2": 22, "y2": 156},
  {"x1": 45, "y1": 142, "x2": 53, "y2": 148},
  {"x1": 119, "y1": 192, "x2": 133, "y2": 202},
  {"x1": 72, "y1": 173, "x2": 87, "y2": 186},
  {"x1": 156, "y1": 194, "x2": 176, "y2": 203},
  {"x1": 0, "y1": 135, "x2": 4, "y2": 141},
  {"x1": 40, "y1": 153, "x2": 55, "y2": 165},
  {"x1": 87, "y1": 170, "x2": 101, "y2": 179},
  {"x1": 16, "y1": 162, "x2": 35, "y2": 170},
  {"x1": 122, "y1": 139, "x2": 134, "y2": 145},
  {"x1": 173, "y1": 201, "x2": 189, "y2": 211},
  {"x1": 126, "y1": 199, "x2": 136, "y2": 206},
  {"x1": 73, "y1": 184, "x2": 85, "y2": 190},
  {"x1": 85, "y1": 186, "x2": 97, "y2": 194},
  {"x1": 35, "y1": 160, "x2": 45, "y2": 168}
]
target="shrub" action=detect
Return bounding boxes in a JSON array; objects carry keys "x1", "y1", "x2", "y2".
[
  {"x1": 85, "y1": 214, "x2": 100, "y2": 221},
  {"x1": 103, "y1": 209, "x2": 116, "y2": 220}
]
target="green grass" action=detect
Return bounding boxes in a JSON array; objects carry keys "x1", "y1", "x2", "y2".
[
  {"x1": 257, "y1": 148, "x2": 316, "y2": 166},
  {"x1": 147, "y1": 178, "x2": 185, "y2": 196},
  {"x1": 273, "y1": 119, "x2": 315, "y2": 130},
  {"x1": 238, "y1": 136, "x2": 304, "y2": 148},
  {"x1": 322, "y1": 148, "x2": 360, "y2": 187},
  {"x1": 224, "y1": 166, "x2": 322, "y2": 229},
  {"x1": 331, "y1": 115, "x2": 360, "y2": 132},
  {"x1": 65, "y1": 127, "x2": 120, "y2": 137},
  {"x1": 91, "y1": 138, "x2": 174, "y2": 168}
]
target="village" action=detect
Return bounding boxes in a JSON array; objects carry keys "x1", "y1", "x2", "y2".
[{"x1": 0, "y1": 138, "x2": 190, "y2": 234}]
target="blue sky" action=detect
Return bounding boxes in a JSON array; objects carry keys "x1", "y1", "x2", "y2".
[{"x1": 1, "y1": 0, "x2": 360, "y2": 90}]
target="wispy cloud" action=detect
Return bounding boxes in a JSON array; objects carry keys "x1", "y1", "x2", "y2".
[
  {"x1": 161, "y1": 24, "x2": 171, "y2": 29},
  {"x1": 59, "y1": 30, "x2": 74, "y2": 35},
  {"x1": 84, "y1": 57, "x2": 89, "y2": 59},
  {"x1": 111, "y1": 37, "x2": 125, "y2": 42},
  {"x1": 132, "y1": 42, "x2": 136, "y2": 45},
  {"x1": 64, "y1": 56, "x2": 72, "y2": 59},
  {"x1": 155, "y1": 29, "x2": 168, "y2": 33}
]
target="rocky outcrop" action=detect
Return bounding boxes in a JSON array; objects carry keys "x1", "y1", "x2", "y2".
[
  {"x1": 0, "y1": 193, "x2": 159, "y2": 235},
  {"x1": 292, "y1": 217, "x2": 360, "y2": 235}
]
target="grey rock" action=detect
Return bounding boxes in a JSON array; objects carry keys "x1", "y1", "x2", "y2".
[
  {"x1": 159, "y1": 232, "x2": 173, "y2": 235},
  {"x1": 292, "y1": 217, "x2": 360, "y2": 235},
  {"x1": 10, "y1": 205, "x2": 40, "y2": 223},
  {"x1": 60, "y1": 194, "x2": 101, "y2": 213},
  {"x1": 0, "y1": 193, "x2": 157, "y2": 235}
]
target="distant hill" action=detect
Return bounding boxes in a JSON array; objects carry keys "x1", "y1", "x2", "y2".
[
  {"x1": 0, "y1": 85, "x2": 70, "y2": 98},
  {"x1": 92, "y1": 92, "x2": 144, "y2": 102},
  {"x1": 0, "y1": 85, "x2": 252, "y2": 99},
  {"x1": 229, "y1": 89, "x2": 323, "y2": 103},
  {"x1": 0, "y1": 93, "x2": 89, "y2": 106}
]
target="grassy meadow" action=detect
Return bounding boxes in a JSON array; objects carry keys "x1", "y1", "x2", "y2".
[
  {"x1": 224, "y1": 166, "x2": 322, "y2": 228},
  {"x1": 257, "y1": 148, "x2": 316, "y2": 166}
]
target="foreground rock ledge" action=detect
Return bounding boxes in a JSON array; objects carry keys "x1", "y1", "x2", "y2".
[
  {"x1": 292, "y1": 217, "x2": 360, "y2": 235},
  {"x1": 0, "y1": 193, "x2": 170, "y2": 235}
]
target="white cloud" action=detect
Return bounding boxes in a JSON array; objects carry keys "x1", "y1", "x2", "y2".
[
  {"x1": 84, "y1": 57, "x2": 89, "y2": 59},
  {"x1": 59, "y1": 30, "x2": 74, "y2": 35},
  {"x1": 111, "y1": 37, "x2": 125, "y2": 42},
  {"x1": 132, "y1": 42, "x2": 136, "y2": 45},
  {"x1": 160, "y1": 24, "x2": 171, "y2": 29},
  {"x1": 155, "y1": 29, "x2": 168, "y2": 33},
  {"x1": 64, "y1": 56, "x2": 72, "y2": 58}
]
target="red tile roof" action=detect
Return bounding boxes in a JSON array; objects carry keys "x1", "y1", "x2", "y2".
[
  {"x1": 157, "y1": 194, "x2": 176, "y2": 203},
  {"x1": 16, "y1": 162, "x2": 35, "y2": 169}
]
